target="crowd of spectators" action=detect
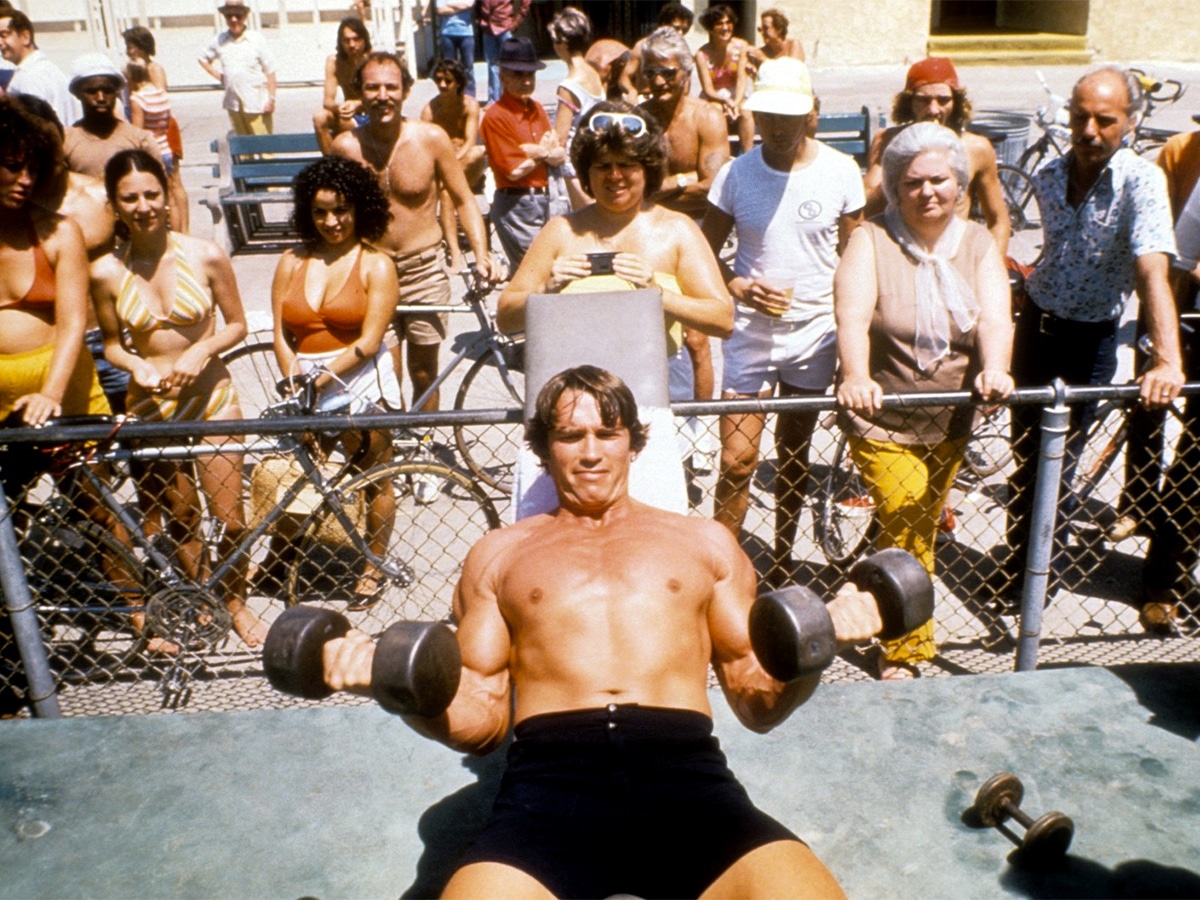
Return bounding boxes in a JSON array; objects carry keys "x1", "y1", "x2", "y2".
[{"x1": 1, "y1": 0, "x2": 1198, "y2": 663}]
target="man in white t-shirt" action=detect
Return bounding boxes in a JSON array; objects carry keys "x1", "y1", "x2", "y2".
[{"x1": 702, "y1": 58, "x2": 864, "y2": 582}]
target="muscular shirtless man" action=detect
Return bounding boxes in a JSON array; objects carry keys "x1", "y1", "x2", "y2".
[
  {"x1": 863, "y1": 56, "x2": 1010, "y2": 256},
  {"x1": 332, "y1": 51, "x2": 491, "y2": 415},
  {"x1": 322, "y1": 365, "x2": 884, "y2": 898}
]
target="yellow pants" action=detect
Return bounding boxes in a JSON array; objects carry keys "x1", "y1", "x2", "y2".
[
  {"x1": 227, "y1": 109, "x2": 274, "y2": 136},
  {"x1": 848, "y1": 435, "x2": 966, "y2": 663}
]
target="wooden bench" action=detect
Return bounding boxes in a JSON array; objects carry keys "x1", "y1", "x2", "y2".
[
  {"x1": 815, "y1": 105, "x2": 881, "y2": 172},
  {"x1": 202, "y1": 132, "x2": 322, "y2": 255}
]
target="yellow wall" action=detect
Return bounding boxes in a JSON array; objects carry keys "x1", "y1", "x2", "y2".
[{"x1": 731, "y1": 0, "x2": 1200, "y2": 64}]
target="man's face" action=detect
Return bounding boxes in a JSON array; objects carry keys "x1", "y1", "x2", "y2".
[
  {"x1": 756, "y1": 111, "x2": 808, "y2": 155},
  {"x1": 640, "y1": 52, "x2": 684, "y2": 102},
  {"x1": 76, "y1": 77, "x2": 121, "y2": 119},
  {"x1": 499, "y1": 66, "x2": 536, "y2": 99},
  {"x1": 546, "y1": 390, "x2": 632, "y2": 512},
  {"x1": 667, "y1": 17, "x2": 690, "y2": 35},
  {"x1": 0, "y1": 18, "x2": 32, "y2": 63},
  {"x1": 223, "y1": 9, "x2": 248, "y2": 37},
  {"x1": 1069, "y1": 72, "x2": 1131, "y2": 168},
  {"x1": 432, "y1": 69, "x2": 460, "y2": 97},
  {"x1": 361, "y1": 60, "x2": 407, "y2": 124},
  {"x1": 910, "y1": 82, "x2": 955, "y2": 125}
]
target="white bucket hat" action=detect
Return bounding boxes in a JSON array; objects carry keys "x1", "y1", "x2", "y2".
[{"x1": 743, "y1": 57, "x2": 814, "y2": 117}]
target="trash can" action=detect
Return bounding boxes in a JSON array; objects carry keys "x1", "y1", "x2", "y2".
[{"x1": 968, "y1": 110, "x2": 1032, "y2": 168}]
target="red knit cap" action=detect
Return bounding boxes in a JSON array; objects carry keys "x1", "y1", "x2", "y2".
[{"x1": 905, "y1": 57, "x2": 960, "y2": 91}]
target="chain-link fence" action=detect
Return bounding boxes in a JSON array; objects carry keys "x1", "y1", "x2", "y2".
[{"x1": 3, "y1": 383, "x2": 1198, "y2": 718}]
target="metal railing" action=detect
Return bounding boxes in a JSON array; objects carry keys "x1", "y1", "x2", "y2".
[{"x1": 3, "y1": 383, "x2": 1198, "y2": 717}]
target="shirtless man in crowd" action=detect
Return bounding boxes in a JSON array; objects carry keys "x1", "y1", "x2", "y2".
[
  {"x1": 321, "y1": 365, "x2": 885, "y2": 898},
  {"x1": 332, "y1": 51, "x2": 491, "y2": 413},
  {"x1": 421, "y1": 58, "x2": 486, "y2": 274}
]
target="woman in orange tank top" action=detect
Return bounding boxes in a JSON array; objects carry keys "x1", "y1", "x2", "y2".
[{"x1": 270, "y1": 156, "x2": 400, "y2": 609}]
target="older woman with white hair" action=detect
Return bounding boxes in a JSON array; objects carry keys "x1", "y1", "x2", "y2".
[{"x1": 834, "y1": 121, "x2": 1014, "y2": 679}]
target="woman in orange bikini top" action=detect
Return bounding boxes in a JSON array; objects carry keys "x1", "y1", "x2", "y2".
[
  {"x1": 270, "y1": 156, "x2": 400, "y2": 610},
  {"x1": 0, "y1": 97, "x2": 105, "y2": 428},
  {"x1": 695, "y1": 4, "x2": 756, "y2": 155}
]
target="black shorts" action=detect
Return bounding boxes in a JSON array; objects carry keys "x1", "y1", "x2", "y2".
[{"x1": 456, "y1": 704, "x2": 801, "y2": 898}]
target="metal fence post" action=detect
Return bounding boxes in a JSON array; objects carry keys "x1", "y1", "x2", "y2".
[
  {"x1": 0, "y1": 477, "x2": 62, "y2": 718},
  {"x1": 1016, "y1": 380, "x2": 1071, "y2": 672}
]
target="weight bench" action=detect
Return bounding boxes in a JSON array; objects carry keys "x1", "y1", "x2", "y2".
[{"x1": 201, "y1": 131, "x2": 322, "y2": 256}]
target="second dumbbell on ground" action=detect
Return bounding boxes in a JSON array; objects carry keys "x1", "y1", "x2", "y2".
[
  {"x1": 263, "y1": 606, "x2": 461, "y2": 718},
  {"x1": 974, "y1": 772, "x2": 1075, "y2": 862},
  {"x1": 750, "y1": 547, "x2": 936, "y2": 682}
]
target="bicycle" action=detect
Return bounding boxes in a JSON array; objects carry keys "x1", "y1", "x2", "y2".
[
  {"x1": 1128, "y1": 68, "x2": 1187, "y2": 157},
  {"x1": 220, "y1": 267, "x2": 525, "y2": 495},
  {"x1": 3, "y1": 372, "x2": 501, "y2": 706},
  {"x1": 814, "y1": 404, "x2": 1013, "y2": 565}
]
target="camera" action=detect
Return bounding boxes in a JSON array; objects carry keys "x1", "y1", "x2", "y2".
[{"x1": 587, "y1": 251, "x2": 617, "y2": 276}]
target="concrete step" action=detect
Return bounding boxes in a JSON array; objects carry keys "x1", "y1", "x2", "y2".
[{"x1": 928, "y1": 32, "x2": 1093, "y2": 66}]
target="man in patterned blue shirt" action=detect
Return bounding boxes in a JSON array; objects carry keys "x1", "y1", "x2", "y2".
[{"x1": 1000, "y1": 66, "x2": 1184, "y2": 604}]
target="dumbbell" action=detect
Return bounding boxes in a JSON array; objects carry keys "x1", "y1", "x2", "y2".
[
  {"x1": 974, "y1": 772, "x2": 1074, "y2": 863},
  {"x1": 263, "y1": 606, "x2": 461, "y2": 718},
  {"x1": 749, "y1": 548, "x2": 935, "y2": 681}
]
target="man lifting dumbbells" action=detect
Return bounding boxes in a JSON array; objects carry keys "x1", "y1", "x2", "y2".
[{"x1": 264, "y1": 365, "x2": 934, "y2": 899}]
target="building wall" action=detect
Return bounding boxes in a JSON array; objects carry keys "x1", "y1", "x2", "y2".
[
  {"x1": 1086, "y1": 0, "x2": 1200, "y2": 62},
  {"x1": 767, "y1": 0, "x2": 930, "y2": 66}
]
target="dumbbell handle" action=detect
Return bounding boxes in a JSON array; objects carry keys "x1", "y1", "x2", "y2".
[{"x1": 1000, "y1": 797, "x2": 1035, "y2": 830}]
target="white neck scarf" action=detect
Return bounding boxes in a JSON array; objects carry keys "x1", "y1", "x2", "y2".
[{"x1": 885, "y1": 208, "x2": 980, "y2": 372}]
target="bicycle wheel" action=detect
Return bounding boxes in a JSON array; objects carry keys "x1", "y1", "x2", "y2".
[
  {"x1": 814, "y1": 430, "x2": 877, "y2": 565},
  {"x1": 20, "y1": 511, "x2": 145, "y2": 683},
  {"x1": 1016, "y1": 140, "x2": 1057, "y2": 179},
  {"x1": 961, "y1": 406, "x2": 1013, "y2": 479},
  {"x1": 1067, "y1": 400, "x2": 1129, "y2": 509},
  {"x1": 220, "y1": 339, "x2": 283, "y2": 418},
  {"x1": 286, "y1": 461, "x2": 501, "y2": 631},
  {"x1": 996, "y1": 164, "x2": 1044, "y2": 266},
  {"x1": 453, "y1": 345, "x2": 525, "y2": 494}
]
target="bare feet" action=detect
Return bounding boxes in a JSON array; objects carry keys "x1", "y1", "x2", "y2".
[
  {"x1": 130, "y1": 609, "x2": 182, "y2": 656},
  {"x1": 230, "y1": 607, "x2": 268, "y2": 648},
  {"x1": 878, "y1": 657, "x2": 920, "y2": 681}
]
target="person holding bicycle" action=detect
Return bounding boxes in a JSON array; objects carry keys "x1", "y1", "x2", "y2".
[
  {"x1": 269, "y1": 156, "x2": 401, "y2": 610},
  {"x1": 497, "y1": 101, "x2": 732, "y2": 518},
  {"x1": 835, "y1": 122, "x2": 1014, "y2": 679},
  {"x1": 89, "y1": 149, "x2": 267, "y2": 648}
]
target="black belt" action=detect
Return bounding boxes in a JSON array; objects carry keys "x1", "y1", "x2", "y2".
[
  {"x1": 497, "y1": 186, "x2": 548, "y2": 196},
  {"x1": 1023, "y1": 304, "x2": 1117, "y2": 339}
]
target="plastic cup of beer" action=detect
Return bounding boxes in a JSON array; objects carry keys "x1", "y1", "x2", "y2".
[{"x1": 762, "y1": 271, "x2": 794, "y2": 317}]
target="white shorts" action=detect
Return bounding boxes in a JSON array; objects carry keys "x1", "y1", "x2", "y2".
[
  {"x1": 721, "y1": 308, "x2": 837, "y2": 396},
  {"x1": 295, "y1": 345, "x2": 402, "y2": 414}
]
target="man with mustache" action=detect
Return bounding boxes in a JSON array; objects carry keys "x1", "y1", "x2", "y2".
[
  {"x1": 332, "y1": 51, "x2": 491, "y2": 436},
  {"x1": 999, "y1": 66, "x2": 1184, "y2": 607}
]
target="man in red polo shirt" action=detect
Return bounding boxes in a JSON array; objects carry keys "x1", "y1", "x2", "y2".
[{"x1": 480, "y1": 37, "x2": 567, "y2": 269}]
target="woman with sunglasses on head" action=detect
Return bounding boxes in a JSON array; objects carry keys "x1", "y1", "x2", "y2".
[
  {"x1": 267, "y1": 156, "x2": 400, "y2": 609},
  {"x1": 90, "y1": 149, "x2": 267, "y2": 648},
  {"x1": 498, "y1": 101, "x2": 732, "y2": 518}
]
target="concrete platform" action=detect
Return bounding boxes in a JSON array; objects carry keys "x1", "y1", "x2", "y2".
[{"x1": 2, "y1": 665, "x2": 1198, "y2": 898}]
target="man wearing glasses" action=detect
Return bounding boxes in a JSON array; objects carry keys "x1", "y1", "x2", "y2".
[
  {"x1": 199, "y1": 1, "x2": 277, "y2": 136},
  {"x1": 863, "y1": 56, "x2": 1009, "y2": 255}
]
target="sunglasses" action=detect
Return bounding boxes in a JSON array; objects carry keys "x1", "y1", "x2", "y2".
[
  {"x1": 586, "y1": 112, "x2": 648, "y2": 136},
  {"x1": 643, "y1": 66, "x2": 680, "y2": 81}
]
